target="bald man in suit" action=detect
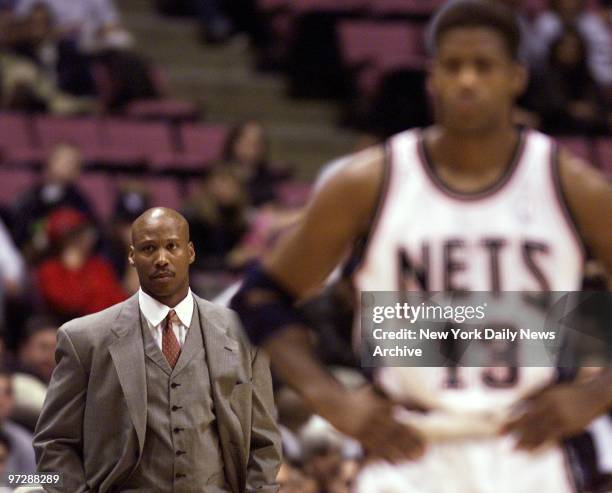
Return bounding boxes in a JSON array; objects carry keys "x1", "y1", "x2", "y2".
[{"x1": 34, "y1": 208, "x2": 282, "y2": 493}]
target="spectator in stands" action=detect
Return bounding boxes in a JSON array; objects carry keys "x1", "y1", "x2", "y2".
[
  {"x1": 0, "y1": 219, "x2": 25, "y2": 335},
  {"x1": 0, "y1": 3, "x2": 96, "y2": 113},
  {"x1": 10, "y1": 316, "x2": 57, "y2": 430},
  {"x1": 16, "y1": 315, "x2": 56, "y2": 384},
  {"x1": 14, "y1": 0, "x2": 134, "y2": 95},
  {"x1": 226, "y1": 184, "x2": 303, "y2": 270},
  {"x1": 36, "y1": 207, "x2": 126, "y2": 319},
  {"x1": 527, "y1": 27, "x2": 609, "y2": 134},
  {"x1": 15, "y1": 0, "x2": 132, "y2": 51},
  {"x1": 0, "y1": 430, "x2": 9, "y2": 475},
  {"x1": 0, "y1": 369, "x2": 36, "y2": 475},
  {"x1": 12, "y1": 142, "x2": 95, "y2": 255},
  {"x1": 222, "y1": 120, "x2": 291, "y2": 207},
  {"x1": 277, "y1": 462, "x2": 318, "y2": 493},
  {"x1": 299, "y1": 416, "x2": 358, "y2": 493},
  {"x1": 182, "y1": 167, "x2": 248, "y2": 271},
  {"x1": 104, "y1": 186, "x2": 150, "y2": 294},
  {"x1": 194, "y1": 0, "x2": 233, "y2": 44},
  {"x1": 534, "y1": 0, "x2": 612, "y2": 86}
]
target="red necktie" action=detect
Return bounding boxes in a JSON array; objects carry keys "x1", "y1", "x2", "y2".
[{"x1": 162, "y1": 310, "x2": 181, "y2": 369}]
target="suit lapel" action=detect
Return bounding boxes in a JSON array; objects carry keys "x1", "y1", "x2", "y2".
[
  {"x1": 108, "y1": 293, "x2": 147, "y2": 455},
  {"x1": 196, "y1": 297, "x2": 245, "y2": 493}
]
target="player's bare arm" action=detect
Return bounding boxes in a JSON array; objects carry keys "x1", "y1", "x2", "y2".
[
  {"x1": 505, "y1": 150, "x2": 612, "y2": 450},
  {"x1": 231, "y1": 146, "x2": 425, "y2": 462}
]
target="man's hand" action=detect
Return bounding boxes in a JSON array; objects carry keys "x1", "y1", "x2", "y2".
[
  {"x1": 502, "y1": 381, "x2": 605, "y2": 451},
  {"x1": 325, "y1": 386, "x2": 425, "y2": 463}
]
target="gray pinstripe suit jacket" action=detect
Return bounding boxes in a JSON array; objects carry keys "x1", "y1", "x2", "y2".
[{"x1": 33, "y1": 293, "x2": 282, "y2": 493}]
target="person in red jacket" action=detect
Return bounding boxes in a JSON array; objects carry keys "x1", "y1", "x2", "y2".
[{"x1": 37, "y1": 207, "x2": 127, "y2": 318}]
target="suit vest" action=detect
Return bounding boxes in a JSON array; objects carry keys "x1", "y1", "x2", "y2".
[{"x1": 120, "y1": 306, "x2": 231, "y2": 493}]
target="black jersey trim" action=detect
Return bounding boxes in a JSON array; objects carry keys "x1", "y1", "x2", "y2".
[
  {"x1": 417, "y1": 128, "x2": 526, "y2": 201},
  {"x1": 348, "y1": 141, "x2": 393, "y2": 277},
  {"x1": 549, "y1": 141, "x2": 590, "y2": 261}
]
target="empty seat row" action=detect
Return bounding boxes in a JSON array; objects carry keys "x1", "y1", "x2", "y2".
[{"x1": 0, "y1": 113, "x2": 228, "y2": 172}]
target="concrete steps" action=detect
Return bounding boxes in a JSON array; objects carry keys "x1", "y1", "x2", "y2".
[{"x1": 120, "y1": 0, "x2": 357, "y2": 179}]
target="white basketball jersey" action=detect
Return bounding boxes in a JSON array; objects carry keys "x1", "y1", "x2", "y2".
[
  {"x1": 355, "y1": 128, "x2": 585, "y2": 294},
  {"x1": 354, "y1": 128, "x2": 586, "y2": 415}
]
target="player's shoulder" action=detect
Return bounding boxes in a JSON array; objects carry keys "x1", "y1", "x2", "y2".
[
  {"x1": 309, "y1": 144, "x2": 388, "y2": 233},
  {"x1": 315, "y1": 144, "x2": 386, "y2": 193}
]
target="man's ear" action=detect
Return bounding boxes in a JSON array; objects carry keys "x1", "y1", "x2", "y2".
[
  {"x1": 128, "y1": 245, "x2": 135, "y2": 267},
  {"x1": 188, "y1": 241, "x2": 195, "y2": 265}
]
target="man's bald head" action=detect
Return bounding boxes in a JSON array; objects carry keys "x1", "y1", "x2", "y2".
[
  {"x1": 131, "y1": 207, "x2": 190, "y2": 245},
  {"x1": 129, "y1": 207, "x2": 195, "y2": 307}
]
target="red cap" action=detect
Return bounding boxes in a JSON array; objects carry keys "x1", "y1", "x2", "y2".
[{"x1": 47, "y1": 207, "x2": 89, "y2": 243}]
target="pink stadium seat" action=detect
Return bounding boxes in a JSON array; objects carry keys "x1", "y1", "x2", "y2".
[
  {"x1": 368, "y1": 0, "x2": 445, "y2": 17},
  {"x1": 151, "y1": 123, "x2": 228, "y2": 171},
  {"x1": 0, "y1": 113, "x2": 44, "y2": 166},
  {"x1": 556, "y1": 137, "x2": 592, "y2": 162},
  {"x1": 100, "y1": 119, "x2": 175, "y2": 168},
  {"x1": 0, "y1": 168, "x2": 37, "y2": 205},
  {"x1": 34, "y1": 116, "x2": 104, "y2": 163},
  {"x1": 35, "y1": 116, "x2": 101, "y2": 149},
  {"x1": 125, "y1": 99, "x2": 200, "y2": 122},
  {"x1": 145, "y1": 177, "x2": 182, "y2": 210},
  {"x1": 78, "y1": 173, "x2": 116, "y2": 221},
  {"x1": 338, "y1": 21, "x2": 425, "y2": 67},
  {"x1": 339, "y1": 21, "x2": 425, "y2": 97},
  {"x1": 290, "y1": 0, "x2": 366, "y2": 14},
  {"x1": 595, "y1": 138, "x2": 612, "y2": 176},
  {"x1": 181, "y1": 124, "x2": 228, "y2": 162},
  {"x1": 0, "y1": 113, "x2": 31, "y2": 152}
]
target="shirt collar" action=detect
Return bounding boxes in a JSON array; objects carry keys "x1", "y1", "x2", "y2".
[{"x1": 138, "y1": 288, "x2": 194, "y2": 328}]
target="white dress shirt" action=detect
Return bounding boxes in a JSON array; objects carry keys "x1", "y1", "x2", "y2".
[{"x1": 138, "y1": 288, "x2": 194, "y2": 349}]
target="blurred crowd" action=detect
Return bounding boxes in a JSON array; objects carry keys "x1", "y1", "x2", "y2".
[
  {"x1": 0, "y1": 119, "x2": 315, "y2": 487},
  {"x1": 0, "y1": 0, "x2": 609, "y2": 491}
]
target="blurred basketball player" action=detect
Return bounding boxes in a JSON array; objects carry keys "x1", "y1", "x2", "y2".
[{"x1": 231, "y1": 1, "x2": 612, "y2": 491}]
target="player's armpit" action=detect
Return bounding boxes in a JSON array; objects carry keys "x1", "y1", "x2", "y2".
[
  {"x1": 558, "y1": 149, "x2": 612, "y2": 278},
  {"x1": 264, "y1": 145, "x2": 386, "y2": 298}
]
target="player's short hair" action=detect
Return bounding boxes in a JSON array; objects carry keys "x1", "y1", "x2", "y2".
[{"x1": 428, "y1": 0, "x2": 521, "y2": 60}]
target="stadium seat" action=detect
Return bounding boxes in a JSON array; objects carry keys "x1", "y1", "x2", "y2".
[
  {"x1": 125, "y1": 99, "x2": 200, "y2": 122},
  {"x1": 367, "y1": 0, "x2": 446, "y2": 18},
  {"x1": 290, "y1": 0, "x2": 366, "y2": 14},
  {"x1": 0, "y1": 113, "x2": 44, "y2": 166},
  {"x1": 145, "y1": 177, "x2": 182, "y2": 210},
  {"x1": 100, "y1": 119, "x2": 175, "y2": 168},
  {"x1": 150, "y1": 123, "x2": 228, "y2": 172},
  {"x1": 0, "y1": 168, "x2": 37, "y2": 205},
  {"x1": 338, "y1": 21, "x2": 425, "y2": 98},
  {"x1": 34, "y1": 116, "x2": 105, "y2": 163},
  {"x1": 78, "y1": 173, "x2": 117, "y2": 221},
  {"x1": 180, "y1": 124, "x2": 228, "y2": 162}
]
